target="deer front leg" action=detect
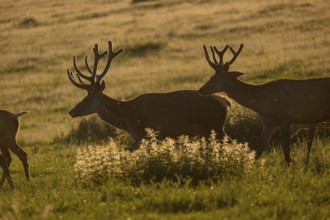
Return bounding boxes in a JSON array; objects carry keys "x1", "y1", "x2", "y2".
[
  {"x1": 280, "y1": 124, "x2": 292, "y2": 166},
  {"x1": 306, "y1": 126, "x2": 317, "y2": 161},
  {"x1": 255, "y1": 124, "x2": 278, "y2": 158}
]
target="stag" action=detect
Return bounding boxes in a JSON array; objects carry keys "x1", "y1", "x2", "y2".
[
  {"x1": 0, "y1": 110, "x2": 30, "y2": 189},
  {"x1": 199, "y1": 44, "x2": 330, "y2": 165},
  {"x1": 67, "y1": 41, "x2": 231, "y2": 149}
]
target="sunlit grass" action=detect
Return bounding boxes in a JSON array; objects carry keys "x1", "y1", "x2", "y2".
[
  {"x1": 1, "y1": 140, "x2": 330, "y2": 219},
  {"x1": 0, "y1": 0, "x2": 329, "y2": 143},
  {"x1": 74, "y1": 130, "x2": 256, "y2": 186},
  {"x1": 0, "y1": 0, "x2": 329, "y2": 219}
]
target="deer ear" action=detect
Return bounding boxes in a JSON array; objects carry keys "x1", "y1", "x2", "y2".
[{"x1": 230, "y1": 71, "x2": 245, "y2": 78}]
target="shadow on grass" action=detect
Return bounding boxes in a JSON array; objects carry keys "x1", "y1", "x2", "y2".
[
  {"x1": 125, "y1": 41, "x2": 166, "y2": 57},
  {"x1": 54, "y1": 116, "x2": 132, "y2": 146},
  {"x1": 18, "y1": 17, "x2": 39, "y2": 28}
]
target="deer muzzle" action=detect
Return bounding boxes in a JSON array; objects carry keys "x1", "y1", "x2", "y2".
[{"x1": 68, "y1": 109, "x2": 79, "y2": 118}]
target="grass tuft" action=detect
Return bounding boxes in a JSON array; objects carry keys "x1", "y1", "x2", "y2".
[
  {"x1": 126, "y1": 41, "x2": 166, "y2": 57},
  {"x1": 18, "y1": 17, "x2": 39, "y2": 28},
  {"x1": 132, "y1": 0, "x2": 158, "y2": 4}
]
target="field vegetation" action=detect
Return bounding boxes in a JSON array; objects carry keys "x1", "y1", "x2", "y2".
[{"x1": 0, "y1": 0, "x2": 329, "y2": 219}]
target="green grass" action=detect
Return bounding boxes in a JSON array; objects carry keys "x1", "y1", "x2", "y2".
[
  {"x1": 1, "y1": 141, "x2": 330, "y2": 219},
  {"x1": 0, "y1": 0, "x2": 329, "y2": 219}
]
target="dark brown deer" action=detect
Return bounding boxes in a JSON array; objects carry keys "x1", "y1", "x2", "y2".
[
  {"x1": 199, "y1": 43, "x2": 330, "y2": 165},
  {"x1": 67, "y1": 41, "x2": 231, "y2": 149},
  {"x1": 0, "y1": 110, "x2": 30, "y2": 189}
]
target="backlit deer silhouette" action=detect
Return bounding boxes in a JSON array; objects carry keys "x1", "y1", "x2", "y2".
[
  {"x1": 0, "y1": 110, "x2": 30, "y2": 189},
  {"x1": 68, "y1": 41, "x2": 231, "y2": 149},
  {"x1": 199, "y1": 44, "x2": 330, "y2": 165}
]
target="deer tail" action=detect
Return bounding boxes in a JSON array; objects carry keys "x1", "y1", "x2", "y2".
[
  {"x1": 225, "y1": 98, "x2": 232, "y2": 110},
  {"x1": 16, "y1": 111, "x2": 29, "y2": 117}
]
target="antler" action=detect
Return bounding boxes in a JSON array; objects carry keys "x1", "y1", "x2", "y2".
[
  {"x1": 203, "y1": 45, "x2": 229, "y2": 70},
  {"x1": 95, "y1": 41, "x2": 124, "y2": 84},
  {"x1": 203, "y1": 43, "x2": 243, "y2": 71},
  {"x1": 67, "y1": 41, "x2": 124, "y2": 93},
  {"x1": 228, "y1": 44, "x2": 244, "y2": 65}
]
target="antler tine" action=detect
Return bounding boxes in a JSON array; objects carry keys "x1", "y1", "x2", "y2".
[
  {"x1": 73, "y1": 56, "x2": 91, "y2": 81},
  {"x1": 213, "y1": 45, "x2": 229, "y2": 65},
  {"x1": 93, "y1": 43, "x2": 108, "y2": 59},
  {"x1": 84, "y1": 55, "x2": 93, "y2": 74},
  {"x1": 210, "y1": 46, "x2": 218, "y2": 64},
  {"x1": 75, "y1": 73, "x2": 85, "y2": 84},
  {"x1": 91, "y1": 44, "x2": 103, "y2": 78},
  {"x1": 86, "y1": 43, "x2": 108, "y2": 89},
  {"x1": 96, "y1": 41, "x2": 124, "y2": 83},
  {"x1": 67, "y1": 69, "x2": 90, "y2": 90},
  {"x1": 228, "y1": 44, "x2": 244, "y2": 65},
  {"x1": 203, "y1": 45, "x2": 218, "y2": 70}
]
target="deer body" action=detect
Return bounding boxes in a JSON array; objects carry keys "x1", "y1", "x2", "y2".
[
  {"x1": 68, "y1": 41, "x2": 230, "y2": 149},
  {"x1": 199, "y1": 43, "x2": 330, "y2": 164},
  {"x1": 0, "y1": 110, "x2": 29, "y2": 189},
  {"x1": 70, "y1": 90, "x2": 229, "y2": 144},
  {"x1": 222, "y1": 78, "x2": 330, "y2": 124}
]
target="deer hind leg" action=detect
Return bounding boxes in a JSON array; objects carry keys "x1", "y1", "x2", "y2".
[
  {"x1": 8, "y1": 141, "x2": 30, "y2": 181},
  {"x1": 290, "y1": 125, "x2": 302, "y2": 139},
  {"x1": 280, "y1": 124, "x2": 292, "y2": 166},
  {"x1": 0, "y1": 147, "x2": 12, "y2": 186},
  {"x1": 212, "y1": 126, "x2": 226, "y2": 141},
  {"x1": 306, "y1": 126, "x2": 317, "y2": 161},
  {"x1": 255, "y1": 124, "x2": 278, "y2": 158},
  {"x1": 0, "y1": 154, "x2": 14, "y2": 189},
  {"x1": 1, "y1": 147, "x2": 12, "y2": 167},
  {"x1": 0, "y1": 154, "x2": 7, "y2": 186}
]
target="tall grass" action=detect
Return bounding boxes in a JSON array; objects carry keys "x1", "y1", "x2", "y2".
[{"x1": 74, "y1": 130, "x2": 257, "y2": 186}]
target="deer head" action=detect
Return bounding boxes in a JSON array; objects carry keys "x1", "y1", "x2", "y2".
[
  {"x1": 67, "y1": 41, "x2": 124, "y2": 117},
  {"x1": 199, "y1": 44, "x2": 245, "y2": 95}
]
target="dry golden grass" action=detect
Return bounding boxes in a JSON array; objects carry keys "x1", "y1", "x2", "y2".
[
  {"x1": 0, "y1": 1, "x2": 330, "y2": 219},
  {"x1": 0, "y1": 0, "x2": 329, "y2": 143}
]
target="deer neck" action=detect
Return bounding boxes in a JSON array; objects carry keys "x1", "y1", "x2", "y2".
[
  {"x1": 96, "y1": 95, "x2": 130, "y2": 129},
  {"x1": 225, "y1": 78, "x2": 264, "y2": 113}
]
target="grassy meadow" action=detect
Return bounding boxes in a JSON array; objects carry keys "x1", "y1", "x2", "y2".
[{"x1": 0, "y1": 0, "x2": 329, "y2": 219}]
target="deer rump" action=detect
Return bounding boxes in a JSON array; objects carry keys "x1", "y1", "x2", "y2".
[
  {"x1": 258, "y1": 78, "x2": 330, "y2": 124},
  {"x1": 0, "y1": 110, "x2": 29, "y2": 189},
  {"x1": 0, "y1": 111, "x2": 19, "y2": 140},
  {"x1": 119, "y1": 90, "x2": 230, "y2": 140}
]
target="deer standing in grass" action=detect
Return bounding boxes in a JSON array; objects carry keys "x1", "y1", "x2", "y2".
[
  {"x1": 67, "y1": 41, "x2": 231, "y2": 149},
  {"x1": 0, "y1": 110, "x2": 30, "y2": 189},
  {"x1": 199, "y1": 44, "x2": 330, "y2": 165}
]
